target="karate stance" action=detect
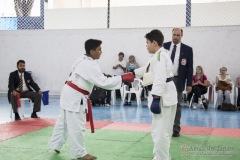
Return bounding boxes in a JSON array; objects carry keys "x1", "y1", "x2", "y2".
[
  {"x1": 48, "y1": 39, "x2": 134, "y2": 160},
  {"x1": 134, "y1": 30, "x2": 177, "y2": 160}
]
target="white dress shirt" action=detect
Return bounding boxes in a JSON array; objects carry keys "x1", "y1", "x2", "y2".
[{"x1": 169, "y1": 42, "x2": 181, "y2": 76}]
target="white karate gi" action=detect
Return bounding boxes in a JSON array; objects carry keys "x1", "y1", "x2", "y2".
[
  {"x1": 134, "y1": 47, "x2": 177, "y2": 160},
  {"x1": 48, "y1": 55, "x2": 122, "y2": 159}
]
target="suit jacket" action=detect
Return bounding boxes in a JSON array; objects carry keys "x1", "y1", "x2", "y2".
[
  {"x1": 164, "y1": 42, "x2": 193, "y2": 92},
  {"x1": 8, "y1": 70, "x2": 40, "y2": 102}
]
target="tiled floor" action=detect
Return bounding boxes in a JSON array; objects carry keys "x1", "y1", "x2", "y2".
[
  {"x1": 1, "y1": 121, "x2": 240, "y2": 160},
  {"x1": 1, "y1": 93, "x2": 240, "y2": 160},
  {"x1": 0, "y1": 93, "x2": 240, "y2": 129}
]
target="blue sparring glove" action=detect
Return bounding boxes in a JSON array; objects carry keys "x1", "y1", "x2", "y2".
[{"x1": 150, "y1": 97, "x2": 161, "y2": 114}]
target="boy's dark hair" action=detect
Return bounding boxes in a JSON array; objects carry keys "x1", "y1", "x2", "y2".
[
  {"x1": 145, "y1": 29, "x2": 164, "y2": 46},
  {"x1": 17, "y1": 60, "x2": 25, "y2": 66},
  {"x1": 85, "y1": 39, "x2": 102, "y2": 55},
  {"x1": 118, "y1": 52, "x2": 124, "y2": 57}
]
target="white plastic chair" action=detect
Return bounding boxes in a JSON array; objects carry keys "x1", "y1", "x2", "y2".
[
  {"x1": 236, "y1": 87, "x2": 240, "y2": 110},
  {"x1": 213, "y1": 83, "x2": 234, "y2": 109},
  {"x1": 10, "y1": 98, "x2": 33, "y2": 119},
  {"x1": 188, "y1": 85, "x2": 211, "y2": 108},
  {"x1": 122, "y1": 78, "x2": 143, "y2": 106},
  {"x1": 111, "y1": 90, "x2": 116, "y2": 105},
  {"x1": 182, "y1": 90, "x2": 188, "y2": 107},
  {"x1": 120, "y1": 87, "x2": 125, "y2": 101},
  {"x1": 235, "y1": 87, "x2": 240, "y2": 110}
]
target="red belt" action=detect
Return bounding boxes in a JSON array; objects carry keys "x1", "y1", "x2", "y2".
[{"x1": 66, "y1": 81, "x2": 95, "y2": 133}]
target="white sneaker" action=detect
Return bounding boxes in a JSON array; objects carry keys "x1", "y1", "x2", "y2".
[
  {"x1": 105, "y1": 103, "x2": 111, "y2": 107},
  {"x1": 193, "y1": 104, "x2": 197, "y2": 110},
  {"x1": 200, "y1": 104, "x2": 204, "y2": 109},
  {"x1": 198, "y1": 98, "x2": 202, "y2": 105}
]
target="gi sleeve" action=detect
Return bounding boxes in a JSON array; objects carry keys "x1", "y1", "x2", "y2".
[
  {"x1": 75, "y1": 60, "x2": 122, "y2": 90},
  {"x1": 134, "y1": 60, "x2": 151, "y2": 79}
]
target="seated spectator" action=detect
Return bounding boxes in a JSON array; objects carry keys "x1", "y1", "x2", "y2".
[
  {"x1": 113, "y1": 52, "x2": 126, "y2": 76},
  {"x1": 236, "y1": 75, "x2": 240, "y2": 107},
  {"x1": 124, "y1": 55, "x2": 139, "y2": 106},
  {"x1": 187, "y1": 66, "x2": 208, "y2": 109},
  {"x1": 126, "y1": 55, "x2": 139, "y2": 73},
  {"x1": 113, "y1": 52, "x2": 126, "y2": 98},
  {"x1": 8, "y1": 60, "x2": 42, "y2": 121},
  {"x1": 215, "y1": 67, "x2": 232, "y2": 109}
]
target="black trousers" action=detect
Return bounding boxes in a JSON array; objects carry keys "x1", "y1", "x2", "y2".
[
  {"x1": 173, "y1": 77, "x2": 182, "y2": 134},
  {"x1": 237, "y1": 87, "x2": 240, "y2": 106},
  {"x1": 141, "y1": 87, "x2": 148, "y2": 99},
  {"x1": 115, "y1": 89, "x2": 121, "y2": 98},
  {"x1": 11, "y1": 91, "x2": 42, "y2": 113},
  {"x1": 106, "y1": 90, "x2": 111, "y2": 104},
  {"x1": 187, "y1": 85, "x2": 207, "y2": 103}
]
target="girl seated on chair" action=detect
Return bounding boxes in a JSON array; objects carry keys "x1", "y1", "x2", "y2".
[
  {"x1": 187, "y1": 66, "x2": 209, "y2": 110},
  {"x1": 236, "y1": 75, "x2": 240, "y2": 108},
  {"x1": 215, "y1": 67, "x2": 232, "y2": 109},
  {"x1": 124, "y1": 55, "x2": 139, "y2": 105}
]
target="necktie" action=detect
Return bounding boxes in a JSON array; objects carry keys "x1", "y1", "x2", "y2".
[
  {"x1": 19, "y1": 74, "x2": 23, "y2": 92},
  {"x1": 171, "y1": 45, "x2": 177, "y2": 63}
]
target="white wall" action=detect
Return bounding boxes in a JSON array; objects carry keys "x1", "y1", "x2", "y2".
[
  {"x1": 110, "y1": 5, "x2": 185, "y2": 28},
  {"x1": 44, "y1": 5, "x2": 185, "y2": 29},
  {"x1": 0, "y1": 26, "x2": 240, "y2": 94},
  {"x1": 44, "y1": 8, "x2": 108, "y2": 29},
  {"x1": 44, "y1": 2, "x2": 240, "y2": 29},
  {"x1": 192, "y1": 1, "x2": 240, "y2": 26}
]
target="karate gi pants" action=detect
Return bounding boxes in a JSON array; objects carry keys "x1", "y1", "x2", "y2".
[
  {"x1": 48, "y1": 108, "x2": 87, "y2": 159},
  {"x1": 148, "y1": 94, "x2": 177, "y2": 160}
]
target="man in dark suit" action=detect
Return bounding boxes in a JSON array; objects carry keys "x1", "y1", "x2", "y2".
[
  {"x1": 8, "y1": 60, "x2": 42, "y2": 121},
  {"x1": 164, "y1": 28, "x2": 193, "y2": 137}
]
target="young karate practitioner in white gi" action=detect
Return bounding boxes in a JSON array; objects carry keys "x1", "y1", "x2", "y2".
[
  {"x1": 48, "y1": 39, "x2": 134, "y2": 160},
  {"x1": 134, "y1": 29, "x2": 177, "y2": 160}
]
